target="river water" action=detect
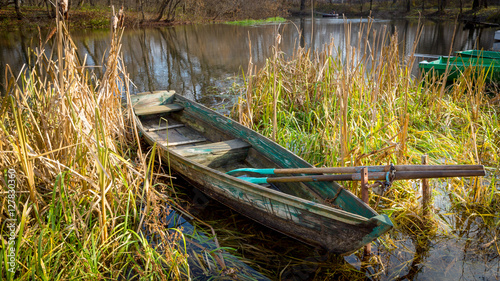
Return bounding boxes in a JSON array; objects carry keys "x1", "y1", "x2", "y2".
[{"x1": 1, "y1": 17, "x2": 498, "y2": 280}]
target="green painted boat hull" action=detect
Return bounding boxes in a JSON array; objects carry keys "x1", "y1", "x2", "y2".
[
  {"x1": 456, "y1": 50, "x2": 500, "y2": 60},
  {"x1": 419, "y1": 56, "x2": 500, "y2": 82},
  {"x1": 131, "y1": 91, "x2": 393, "y2": 254}
]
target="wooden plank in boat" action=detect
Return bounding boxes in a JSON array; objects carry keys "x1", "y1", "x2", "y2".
[
  {"x1": 167, "y1": 139, "x2": 208, "y2": 146},
  {"x1": 172, "y1": 139, "x2": 251, "y2": 167},
  {"x1": 140, "y1": 116, "x2": 183, "y2": 131},
  {"x1": 135, "y1": 104, "x2": 184, "y2": 116},
  {"x1": 148, "y1": 125, "x2": 207, "y2": 147},
  {"x1": 146, "y1": 124, "x2": 184, "y2": 132}
]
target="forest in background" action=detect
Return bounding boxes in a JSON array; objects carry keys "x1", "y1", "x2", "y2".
[{"x1": 1, "y1": 0, "x2": 500, "y2": 30}]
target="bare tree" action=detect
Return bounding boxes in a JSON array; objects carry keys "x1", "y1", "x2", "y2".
[
  {"x1": 155, "y1": 0, "x2": 181, "y2": 22},
  {"x1": 472, "y1": 0, "x2": 487, "y2": 9},
  {"x1": 14, "y1": 0, "x2": 22, "y2": 19},
  {"x1": 438, "y1": 0, "x2": 446, "y2": 12}
]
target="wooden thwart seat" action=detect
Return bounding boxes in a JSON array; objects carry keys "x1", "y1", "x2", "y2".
[
  {"x1": 171, "y1": 139, "x2": 251, "y2": 167},
  {"x1": 146, "y1": 124, "x2": 184, "y2": 132},
  {"x1": 134, "y1": 104, "x2": 184, "y2": 116},
  {"x1": 166, "y1": 138, "x2": 208, "y2": 146}
]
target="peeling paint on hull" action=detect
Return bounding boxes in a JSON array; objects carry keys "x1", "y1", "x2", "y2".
[{"x1": 132, "y1": 91, "x2": 393, "y2": 254}]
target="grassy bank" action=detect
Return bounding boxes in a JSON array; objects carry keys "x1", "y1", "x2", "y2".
[
  {"x1": 0, "y1": 22, "x2": 190, "y2": 279},
  {"x1": 235, "y1": 18, "x2": 500, "y2": 265},
  {"x1": 225, "y1": 17, "x2": 287, "y2": 26}
]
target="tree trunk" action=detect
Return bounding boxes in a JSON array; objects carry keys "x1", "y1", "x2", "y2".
[
  {"x1": 44, "y1": 0, "x2": 54, "y2": 18},
  {"x1": 472, "y1": 0, "x2": 479, "y2": 9},
  {"x1": 155, "y1": 0, "x2": 180, "y2": 22},
  {"x1": 300, "y1": 0, "x2": 306, "y2": 11},
  {"x1": 438, "y1": 0, "x2": 446, "y2": 12},
  {"x1": 155, "y1": 0, "x2": 169, "y2": 21},
  {"x1": 165, "y1": 0, "x2": 181, "y2": 22},
  {"x1": 14, "y1": 0, "x2": 22, "y2": 19},
  {"x1": 139, "y1": 0, "x2": 145, "y2": 22},
  {"x1": 406, "y1": 0, "x2": 410, "y2": 12}
]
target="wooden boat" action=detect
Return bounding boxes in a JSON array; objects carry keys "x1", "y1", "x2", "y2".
[
  {"x1": 322, "y1": 13, "x2": 339, "y2": 18},
  {"x1": 456, "y1": 50, "x2": 500, "y2": 60},
  {"x1": 419, "y1": 56, "x2": 500, "y2": 82},
  {"x1": 315, "y1": 11, "x2": 339, "y2": 18},
  {"x1": 131, "y1": 90, "x2": 393, "y2": 254}
]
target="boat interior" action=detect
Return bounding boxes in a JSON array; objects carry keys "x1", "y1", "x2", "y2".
[
  {"x1": 135, "y1": 100, "x2": 337, "y2": 202},
  {"x1": 133, "y1": 95, "x2": 374, "y2": 217}
]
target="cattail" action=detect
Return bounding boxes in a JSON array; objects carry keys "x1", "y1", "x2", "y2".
[
  {"x1": 59, "y1": 0, "x2": 69, "y2": 20},
  {"x1": 111, "y1": 15, "x2": 118, "y2": 31},
  {"x1": 118, "y1": 6, "x2": 125, "y2": 27}
]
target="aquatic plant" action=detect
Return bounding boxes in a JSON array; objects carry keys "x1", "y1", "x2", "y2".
[
  {"x1": 0, "y1": 21, "x2": 190, "y2": 279},
  {"x1": 234, "y1": 18, "x2": 500, "y2": 274}
]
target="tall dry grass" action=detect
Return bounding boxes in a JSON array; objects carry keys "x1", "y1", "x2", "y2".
[
  {"x1": 0, "y1": 22, "x2": 189, "y2": 280},
  {"x1": 235, "y1": 19, "x2": 500, "y2": 244}
]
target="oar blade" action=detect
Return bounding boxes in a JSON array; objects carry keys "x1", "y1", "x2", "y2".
[
  {"x1": 235, "y1": 176, "x2": 269, "y2": 184},
  {"x1": 226, "y1": 168, "x2": 275, "y2": 175}
]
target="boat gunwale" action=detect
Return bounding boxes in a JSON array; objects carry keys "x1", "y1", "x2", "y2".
[
  {"x1": 131, "y1": 91, "x2": 390, "y2": 226},
  {"x1": 136, "y1": 114, "x2": 373, "y2": 225}
]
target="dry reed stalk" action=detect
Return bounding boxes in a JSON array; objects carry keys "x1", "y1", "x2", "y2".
[
  {"x1": 0, "y1": 19, "x2": 189, "y2": 279},
  {"x1": 246, "y1": 34, "x2": 254, "y2": 127},
  {"x1": 236, "y1": 16, "x2": 499, "y2": 211}
]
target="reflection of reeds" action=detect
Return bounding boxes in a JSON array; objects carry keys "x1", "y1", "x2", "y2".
[
  {"x1": 0, "y1": 24, "x2": 189, "y2": 279},
  {"x1": 236, "y1": 18, "x2": 499, "y2": 256}
]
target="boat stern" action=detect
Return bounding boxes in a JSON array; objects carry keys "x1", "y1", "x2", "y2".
[{"x1": 358, "y1": 213, "x2": 393, "y2": 248}]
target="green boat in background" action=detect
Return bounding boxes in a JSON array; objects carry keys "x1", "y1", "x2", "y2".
[
  {"x1": 456, "y1": 50, "x2": 500, "y2": 60},
  {"x1": 419, "y1": 56, "x2": 500, "y2": 82}
]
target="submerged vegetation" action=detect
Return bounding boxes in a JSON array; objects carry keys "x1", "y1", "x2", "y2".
[
  {"x1": 0, "y1": 23, "x2": 192, "y2": 279},
  {"x1": 235, "y1": 19, "x2": 500, "y2": 278}
]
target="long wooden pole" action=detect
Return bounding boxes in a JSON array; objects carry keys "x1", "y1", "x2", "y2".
[
  {"x1": 264, "y1": 169, "x2": 485, "y2": 184},
  {"x1": 360, "y1": 167, "x2": 371, "y2": 256},
  {"x1": 421, "y1": 155, "x2": 431, "y2": 217},
  {"x1": 270, "y1": 164, "x2": 484, "y2": 175}
]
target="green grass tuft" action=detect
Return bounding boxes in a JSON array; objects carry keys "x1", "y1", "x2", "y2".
[{"x1": 225, "y1": 17, "x2": 287, "y2": 26}]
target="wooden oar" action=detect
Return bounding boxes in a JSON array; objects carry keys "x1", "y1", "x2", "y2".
[
  {"x1": 226, "y1": 164, "x2": 485, "y2": 175},
  {"x1": 236, "y1": 169, "x2": 485, "y2": 184}
]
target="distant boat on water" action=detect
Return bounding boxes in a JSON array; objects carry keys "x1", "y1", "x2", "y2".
[
  {"x1": 322, "y1": 13, "x2": 339, "y2": 18},
  {"x1": 315, "y1": 11, "x2": 339, "y2": 18}
]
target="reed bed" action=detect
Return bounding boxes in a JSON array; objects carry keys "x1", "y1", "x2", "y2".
[
  {"x1": 0, "y1": 23, "x2": 189, "y2": 279},
  {"x1": 235, "y1": 19, "x2": 500, "y2": 258}
]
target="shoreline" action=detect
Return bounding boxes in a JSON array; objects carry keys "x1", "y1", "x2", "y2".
[{"x1": 1, "y1": 4, "x2": 500, "y2": 32}]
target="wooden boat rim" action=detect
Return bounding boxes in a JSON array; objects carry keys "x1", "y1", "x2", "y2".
[{"x1": 132, "y1": 91, "x2": 383, "y2": 226}]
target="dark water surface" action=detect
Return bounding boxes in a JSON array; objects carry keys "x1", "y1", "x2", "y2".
[
  {"x1": 1, "y1": 17, "x2": 498, "y2": 280},
  {"x1": 1, "y1": 17, "x2": 496, "y2": 106}
]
